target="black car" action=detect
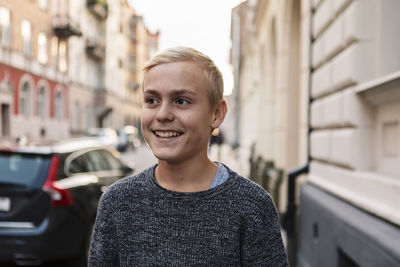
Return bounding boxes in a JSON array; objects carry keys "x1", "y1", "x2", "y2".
[{"x1": 0, "y1": 139, "x2": 134, "y2": 266}]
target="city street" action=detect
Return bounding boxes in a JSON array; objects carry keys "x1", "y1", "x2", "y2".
[
  {"x1": 119, "y1": 143, "x2": 157, "y2": 174},
  {"x1": 1, "y1": 0, "x2": 399, "y2": 264}
]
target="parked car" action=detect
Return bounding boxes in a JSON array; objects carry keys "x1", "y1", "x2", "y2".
[
  {"x1": 84, "y1": 128, "x2": 119, "y2": 149},
  {"x1": 0, "y1": 139, "x2": 134, "y2": 266},
  {"x1": 116, "y1": 125, "x2": 142, "y2": 152}
]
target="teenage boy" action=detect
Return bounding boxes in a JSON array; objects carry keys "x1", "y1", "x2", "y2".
[{"x1": 89, "y1": 47, "x2": 289, "y2": 266}]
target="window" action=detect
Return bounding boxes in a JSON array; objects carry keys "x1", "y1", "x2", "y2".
[
  {"x1": 59, "y1": 40, "x2": 67, "y2": 72},
  {"x1": 129, "y1": 56, "x2": 136, "y2": 72},
  {"x1": 51, "y1": 36, "x2": 58, "y2": 66},
  {"x1": 37, "y1": 32, "x2": 48, "y2": 64},
  {"x1": 86, "y1": 150, "x2": 111, "y2": 172},
  {"x1": 101, "y1": 150, "x2": 123, "y2": 171},
  {"x1": 19, "y1": 82, "x2": 31, "y2": 117},
  {"x1": 73, "y1": 101, "x2": 80, "y2": 130},
  {"x1": 68, "y1": 154, "x2": 89, "y2": 174},
  {"x1": 84, "y1": 106, "x2": 93, "y2": 128},
  {"x1": 37, "y1": 86, "x2": 46, "y2": 119},
  {"x1": 21, "y1": 20, "x2": 32, "y2": 56},
  {"x1": 38, "y1": 0, "x2": 48, "y2": 10},
  {"x1": 0, "y1": 7, "x2": 11, "y2": 48},
  {"x1": 0, "y1": 152, "x2": 49, "y2": 187},
  {"x1": 129, "y1": 19, "x2": 136, "y2": 41},
  {"x1": 55, "y1": 89, "x2": 63, "y2": 120}
]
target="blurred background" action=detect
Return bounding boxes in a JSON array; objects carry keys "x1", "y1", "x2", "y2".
[{"x1": 0, "y1": 0, "x2": 400, "y2": 266}]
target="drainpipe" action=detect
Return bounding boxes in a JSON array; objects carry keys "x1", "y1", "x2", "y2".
[
  {"x1": 283, "y1": 3, "x2": 314, "y2": 266},
  {"x1": 284, "y1": 164, "x2": 309, "y2": 266}
]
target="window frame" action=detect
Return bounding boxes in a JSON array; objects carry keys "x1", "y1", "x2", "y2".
[
  {"x1": 19, "y1": 81, "x2": 31, "y2": 117},
  {"x1": 37, "y1": 32, "x2": 48, "y2": 64},
  {"x1": 21, "y1": 19, "x2": 32, "y2": 57},
  {"x1": 0, "y1": 6, "x2": 11, "y2": 48}
]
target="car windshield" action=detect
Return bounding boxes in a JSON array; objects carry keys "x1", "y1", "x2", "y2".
[{"x1": 0, "y1": 152, "x2": 50, "y2": 187}]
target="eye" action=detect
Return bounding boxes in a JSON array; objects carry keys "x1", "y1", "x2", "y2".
[
  {"x1": 145, "y1": 97, "x2": 159, "y2": 105},
  {"x1": 175, "y1": 98, "x2": 190, "y2": 105}
]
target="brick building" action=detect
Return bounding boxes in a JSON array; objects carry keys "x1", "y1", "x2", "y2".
[
  {"x1": 0, "y1": 0, "x2": 78, "y2": 144},
  {"x1": 0, "y1": 0, "x2": 158, "y2": 144}
]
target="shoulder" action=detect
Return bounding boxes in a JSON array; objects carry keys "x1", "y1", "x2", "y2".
[
  {"x1": 100, "y1": 165, "x2": 156, "y2": 204},
  {"x1": 225, "y1": 165, "x2": 277, "y2": 214}
]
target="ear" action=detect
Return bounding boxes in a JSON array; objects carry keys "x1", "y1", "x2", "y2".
[{"x1": 211, "y1": 99, "x2": 227, "y2": 129}]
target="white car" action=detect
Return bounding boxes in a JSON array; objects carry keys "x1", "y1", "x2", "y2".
[
  {"x1": 117, "y1": 125, "x2": 141, "y2": 152},
  {"x1": 85, "y1": 128, "x2": 119, "y2": 149}
]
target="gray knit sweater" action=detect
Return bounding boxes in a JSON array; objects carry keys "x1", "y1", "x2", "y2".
[{"x1": 89, "y1": 164, "x2": 288, "y2": 266}]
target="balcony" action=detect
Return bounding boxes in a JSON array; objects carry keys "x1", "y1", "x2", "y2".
[
  {"x1": 86, "y1": 39, "x2": 105, "y2": 61},
  {"x1": 52, "y1": 14, "x2": 82, "y2": 39},
  {"x1": 87, "y1": 0, "x2": 108, "y2": 20}
]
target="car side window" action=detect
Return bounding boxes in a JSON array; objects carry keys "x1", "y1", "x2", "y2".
[
  {"x1": 57, "y1": 153, "x2": 69, "y2": 179},
  {"x1": 100, "y1": 150, "x2": 124, "y2": 171},
  {"x1": 68, "y1": 153, "x2": 90, "y2": 174},
  {"x1": 86, "y1": 150, "x2": 111, "y2": 172}
]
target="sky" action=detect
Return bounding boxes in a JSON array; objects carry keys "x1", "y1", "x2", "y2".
[{"x1": 127, "y1": 0, "x2": 245, "y2": 95}]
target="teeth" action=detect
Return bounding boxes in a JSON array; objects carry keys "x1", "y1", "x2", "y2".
[{"x1": 155, "y1": 131, "x2": 181, "y2": 138}]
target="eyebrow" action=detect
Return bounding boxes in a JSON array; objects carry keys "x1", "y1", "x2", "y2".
[{"x1": 143, "y1": 89, "x2": 197, "y2": 96}]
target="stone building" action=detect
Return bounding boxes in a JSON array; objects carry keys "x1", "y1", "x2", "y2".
[
  {"x1": 69, "y1": 0, "x2": 158, "y2": 134},
  {"x1": 68, "y1": 0, "x2": 107, "y2": 134},
  {"x1": 123, "y1": 13, "x2": 159, "y2": 132},
  {"x1": 231, "y1": 0, "x2": 400, "y2": 266},
  {"x1": 231, "y1": 0, "x2": 308, "y2": 213}
]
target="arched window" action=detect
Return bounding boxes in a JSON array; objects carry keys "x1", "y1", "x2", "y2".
[
  {"x1": 55, "y1": 89, "x2": 63, "y2": 120},
  {"x1": 84, "y1": 105, "x2": 93, "y2": 128},
  {"x1": 37, "y1": 86, "x2": 47, "y2": 119},
  {"x1": 19, "y1": 82, "x2": 31, "y2": 117},
  {"x1": 73, "y1": 101, "x2": 81, "y2": 130}
]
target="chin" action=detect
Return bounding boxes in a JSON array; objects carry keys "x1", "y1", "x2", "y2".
[
  {"x1": 155, "y1": 155, "x2": 182, "y2": 164},
  {"x1": 152, "y1": 150, "x2": 181, "y2": 163}
]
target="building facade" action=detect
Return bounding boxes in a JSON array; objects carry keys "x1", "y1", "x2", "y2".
[
  {"x1": 231, "y1": 0, "x2": 400, "y2": 266},
  {"x1": 0, "y1": 0, "x2": 158, "y2": 144},
  {"x1": 0, "y1": 0, "x2": 78, "y2": 144},
  {"x1": 69, "y1": 0, "x2": 158, "y2": 134},
  {"x1": 68, "y1": 0, "x2": 107, "y2": 135},
  {"x1": 231, "y1": 0, "x2": 309, "y2": 213}
]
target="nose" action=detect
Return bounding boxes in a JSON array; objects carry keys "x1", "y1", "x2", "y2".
[{"x1": 156, "y1": 102, "x2": 174, "y2": 122}]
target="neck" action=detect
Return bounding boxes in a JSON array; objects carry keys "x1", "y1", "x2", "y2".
[{"x1": 155, "y1": 157, "x2": 218, "y2": 192}]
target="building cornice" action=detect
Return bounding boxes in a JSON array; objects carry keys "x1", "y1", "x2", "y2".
[
  {"x1": 0, "y1": 48, "x2": 68, "y2": 85},
  {"x1": 355, "y1": 70, "x2": 400, "y2": 106}
]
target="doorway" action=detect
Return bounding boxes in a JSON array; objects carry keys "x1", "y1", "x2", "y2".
[{"x1": 1, "y1": 103, "x2": 10, "y2": 137}]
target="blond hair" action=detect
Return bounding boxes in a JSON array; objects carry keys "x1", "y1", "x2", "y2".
[{"x1": 143, "y1": 46, "x2": 224, "y2": 106}]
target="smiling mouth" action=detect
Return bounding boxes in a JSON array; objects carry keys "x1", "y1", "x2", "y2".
[{"x1": 153, "y1": 130, "x2": 183, "y2": 138}]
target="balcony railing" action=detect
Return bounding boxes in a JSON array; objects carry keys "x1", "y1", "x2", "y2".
[
  {"x1": 86, "y1": 39, "x2": 105, "y2": 61},
  {"x1": 52, "y1": 14, "x2": 82, "y2": 38},
  {"x1": 87, "y1": 0, "x2": 108, "y2": 20}
]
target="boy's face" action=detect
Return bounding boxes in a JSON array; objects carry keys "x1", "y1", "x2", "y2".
[{"x1": 142, "y1": 61, "x2": 222, "y2": 164}]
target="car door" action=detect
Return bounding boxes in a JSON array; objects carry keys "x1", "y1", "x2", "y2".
[
  {"x1": 58, "y1": 151, "x2": 100, "y2": 220},
  {"x1": 85, "y1": 149, "x2": 126, "y2": 188}
]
